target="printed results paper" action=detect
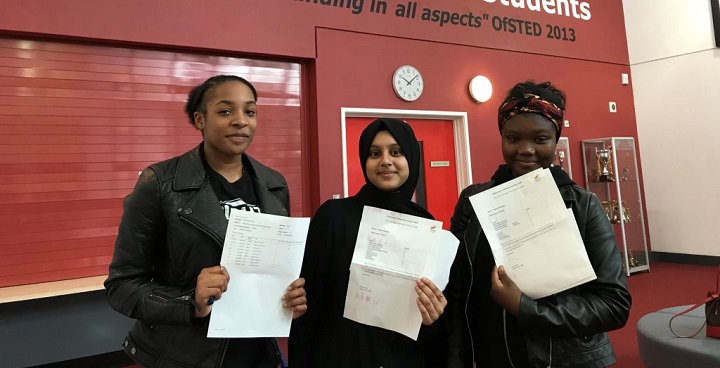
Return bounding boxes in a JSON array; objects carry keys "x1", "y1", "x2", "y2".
[
  {"x1": 208, "y1": 210, "x2": 309, "y2": 338},
  {"x1": 343, "y1": 206, "x2": 458, "y2": 340},
  {"x1": 468, "y1": 168, "x2": 596, "y2": 299}
]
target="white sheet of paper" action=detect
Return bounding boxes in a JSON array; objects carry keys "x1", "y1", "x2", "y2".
[
  {"x1": 343, "y1": 206, "x2": 457, "y2": 340},
  {"x1": 469, "y1": 168, "x2": 596, "y2": 299},
  {"x1": 207, "y1": 210, "x2": 309, "y2": 338},
  {"x1": 433, "y1": 230, "x2": 460, "y2": 290}
]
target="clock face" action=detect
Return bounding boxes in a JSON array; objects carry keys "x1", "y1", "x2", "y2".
[{"x1": 392, "y1": 65, "x2": 423, "y2": 102}]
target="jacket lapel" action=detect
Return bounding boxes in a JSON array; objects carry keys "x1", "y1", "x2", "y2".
[
  {"x1": 172, "y1": 145, "x2": 228, "y2": 246},
  {"x1": 244, "y1": 154, "x2": 288, "y2": 216},
  {"x1": 181, "y1": 184, "x2": 228, "y2": 246}
]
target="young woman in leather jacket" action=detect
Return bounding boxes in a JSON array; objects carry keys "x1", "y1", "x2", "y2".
[
  {"x1": 104, "y1": 75, "x2": 307, "y2": 368},
  {"x1": 445, "y1": 81, "x2": 631, "y2": 368}
]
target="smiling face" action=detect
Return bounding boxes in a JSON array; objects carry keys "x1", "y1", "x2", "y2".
[
  {"x1": 194, "y1": 81, "x2": 257, "y2": 163},
  {"x1": 364, "y1": 130, "x2": 410, "y2": 192},
  {"x1": 501, "y1": 113, "x2": 557, "y2": 177}
]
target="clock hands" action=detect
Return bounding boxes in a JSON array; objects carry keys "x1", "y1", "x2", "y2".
[
  {"x1": 407, "y1": 74, "x2": 419, "y2": 85},
  {"x1": 399, "y1": 75, "x2": 411, "y2": 84}
]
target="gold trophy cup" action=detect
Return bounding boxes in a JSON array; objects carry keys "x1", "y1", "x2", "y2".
[
  {"x1": 620, "y1": 201, "x2": 632, "y2": 223},
  {"x1": 595, "y1": 148, "x2": 615, "y2": 182},
  {"x1": 555, "y1": 150, "x2": 566, "y2": 170}
]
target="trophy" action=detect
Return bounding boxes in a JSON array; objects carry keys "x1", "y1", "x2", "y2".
[
  {"x1": 610, "y1": 200, "x2": 622, "y2": 224},
  {"x1": 601, "y1": 200, "x2": 614, "y2": 223},
  {"x1": 555, "y1": 150, "x2": 566, "y2": 170},
  {"x1": 627, "y1": 249, "x2": 639, "y2": 268},
  {"x1": 620, "y1": 201, "x2": 632, "y2": 223},
  {"x1": 595, "y1": 147, "x2": 615, "y2": 182}
]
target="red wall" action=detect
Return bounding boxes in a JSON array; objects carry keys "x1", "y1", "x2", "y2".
[
  {"x1": 0, "y1": 0, "x2": 641, "y2": 215},
  {"x1": 0, "y1": 0, "x2": 628, "y2": 64},
  {"x1": 314, "y1": 28, "x2": 639, "y2": 203}
]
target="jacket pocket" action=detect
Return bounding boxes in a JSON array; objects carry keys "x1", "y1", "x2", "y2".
[
  {"x1": 124, "y1": 327, "x2": 160, "y2": 368},
  {"x1": 551, "y1": 332, "x2": 615, "y2": 367}
]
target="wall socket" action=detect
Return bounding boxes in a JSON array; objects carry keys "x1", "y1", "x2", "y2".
[
  {"x1": 332, "y1": 194, "x2": 340, "y2": 199},
  {"x1": 609, "y1": 101, "x2": 617, "y2": 113},
  {"x1": 563, "y1": 120, "x2": 570, "y2": 128}
]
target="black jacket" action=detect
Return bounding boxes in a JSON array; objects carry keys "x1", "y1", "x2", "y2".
[
  {"x1": 446, "y1": 167, "x2": 631, "y2": 368},
  {"x1": 104, "y1": 145, "x2": 290, "y2": 368},
  {"x1": 289, "y1": 185, "x2": 445, "y2": 368}
]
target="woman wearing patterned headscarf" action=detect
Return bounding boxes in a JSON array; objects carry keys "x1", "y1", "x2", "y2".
[
  {"x1": 289, "y1": 118, "x2": 448, "y2": 368},
  {"x1": 445, "y1": 81, "x2": 631, "y2": 368}
]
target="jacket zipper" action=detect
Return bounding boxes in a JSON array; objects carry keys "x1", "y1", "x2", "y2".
[
  {"x1": 216, "y1": 339, "x2": 229, "y2": 368},
  {"x1": 463, "y1": 232, "x2": 476, "y2": 364},
  {"x1": 149, "y1": 290, "x2": 195, "y2": 306},
  {"x1": 503, "y1": 309, "x2": 517, "y2": 368},
  {"x1": 271, "y1": 338, "x2": 287, "y2": 367},
  {"x1": 547, "y1": 336, "x2": 553, "y2": 368},
  {"x1": 179, "y1": 213, "x2": 224, "y2": 247}
]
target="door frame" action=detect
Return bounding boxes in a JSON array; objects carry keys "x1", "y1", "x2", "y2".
[{"x1": 340, "y1": 107, "x2": 473, "y2": 198}]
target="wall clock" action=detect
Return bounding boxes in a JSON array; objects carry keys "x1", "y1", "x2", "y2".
[{"x1": 392, "y1": 65, "x2": 423, "y2": 102}]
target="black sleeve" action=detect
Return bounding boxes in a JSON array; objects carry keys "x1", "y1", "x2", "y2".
[
  {"x1": 288, "y1": 201, "x2": 334, "y2": 368},
  {"x1": 104, "y1": 167, "x2": 195, "y2": 326},
  {"x1": 517, "y1": 191, "x2": 632, "y2": 337},
  {"x1": 445, "y1": 186, "x2": 478, "y2": 368}
]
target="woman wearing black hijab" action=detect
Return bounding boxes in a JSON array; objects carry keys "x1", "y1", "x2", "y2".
[{"x1": 289, "y1": 118, "x2": 447, "y2": 368}]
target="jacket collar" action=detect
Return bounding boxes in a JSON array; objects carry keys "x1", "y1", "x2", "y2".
[
  {"x1": 171, "y1": 144, "x2": 289, "y2": 246},
  {"x1": 173, "y1": 145, "x2": 206, "y2": 190},
  {"x1": 172, "y1": 144, "x2": 286, "y2": 192}
]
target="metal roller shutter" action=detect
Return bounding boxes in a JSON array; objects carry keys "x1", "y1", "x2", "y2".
[{"x1": 0, "y1": 38, "x2": 305, "y2": 287}]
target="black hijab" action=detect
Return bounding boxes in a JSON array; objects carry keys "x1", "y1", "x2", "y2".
[{"x1": 355, "y1": 118, "x2": 433, "y2": 219}]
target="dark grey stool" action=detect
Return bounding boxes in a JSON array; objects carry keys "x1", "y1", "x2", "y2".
[{"x1": 637, "y1": 305, "x2": 720, "y2": 368}]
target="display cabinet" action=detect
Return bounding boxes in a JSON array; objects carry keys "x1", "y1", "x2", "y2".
[
  {"x1": 581, "y1": 137, "x2": 649, "y2": 275},
  {"x1": 553, "y1": 137, "x2": 572, "y2": 178}
]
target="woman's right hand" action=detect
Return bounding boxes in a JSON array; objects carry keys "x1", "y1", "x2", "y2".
[{"x1": 193, "y1": 265, "x2": 230, "y2": 318}]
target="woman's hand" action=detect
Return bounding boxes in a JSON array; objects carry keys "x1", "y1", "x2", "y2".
[
  {"x1": 415, "y1": 277, "x2": 447, "y2": 325},
  {"x1": 193, "y1": 265, "x2": 230, "y2": 318},
  {"x1": 283, "y1": 277, "x2": 307, "y2": 319},
  {"x1": 490, "y1": 265, "x2": 522, "y2": 316}
]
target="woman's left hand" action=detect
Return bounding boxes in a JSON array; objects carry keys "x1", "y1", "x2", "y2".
[
  {"x1": 283, "y1": 277, "x2": 307, "y2": 319},
  {"x1": 415, "y1": 277, "x2": 447, "y2": 325},
  {"x1": 490, "y1": 265, "x2": 522, "y2": 316}
]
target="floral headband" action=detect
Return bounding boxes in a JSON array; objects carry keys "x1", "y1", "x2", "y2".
[{"x1": 497, "y1": 93, "x2": 563, "y2": 136}]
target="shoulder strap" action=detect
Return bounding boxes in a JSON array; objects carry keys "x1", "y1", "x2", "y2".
[
  {"x1": 668, "y1": 296, "x2": 715, "y2": 338},
  {"x1": 668, "y1": 265, "x2": 720, "y2": 338}
]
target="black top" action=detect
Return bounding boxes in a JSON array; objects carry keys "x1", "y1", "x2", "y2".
[
  {"x1": 202, "y1": 154, "x2": 260, "y2": 215},
  {"x1": 471, "y1": 166, "x2": 575, "y2": 367},
  {"x1": 289, "y1": 118, "x2": 446, "y2": 368},
  {"x1": 288, "y1": 188, "x2": 442, "y2": 368},
  {"x1": 201, "y1": 152, "x2": 279, "y2": 368}
]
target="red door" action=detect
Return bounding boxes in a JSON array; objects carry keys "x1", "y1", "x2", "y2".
[{"x1": 345, "y1": 117, "x2": 458, "y2": 229}]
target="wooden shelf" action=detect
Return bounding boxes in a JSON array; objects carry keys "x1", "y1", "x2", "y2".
[{"x1": 0, "y1": 275, "x2": 107, "y2": 304}]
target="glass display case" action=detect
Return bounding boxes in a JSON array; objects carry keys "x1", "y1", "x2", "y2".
[
  {"x1": 581, "y1": 137, "x2": 649, "y2": 275},
  {"x1": 553, "y1": 137, "x2": 572, "y2": 178}
]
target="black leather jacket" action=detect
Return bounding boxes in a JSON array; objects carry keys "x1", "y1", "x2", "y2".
[
  {"x1": 446, "y1": 176, "x2": 631, "y2": 368},
  {"x1": 104, "y1": 145, "x2": 290, "y2": 368}
]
